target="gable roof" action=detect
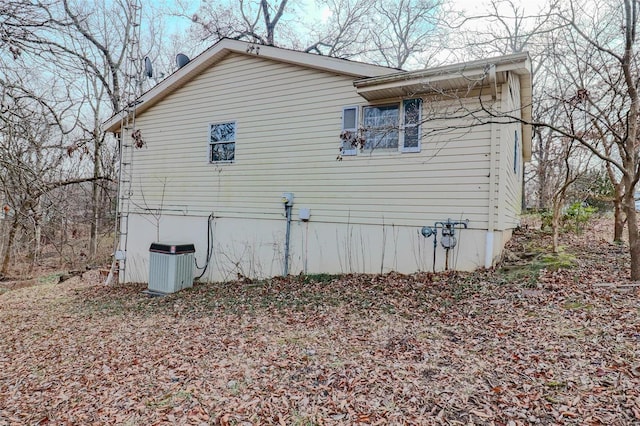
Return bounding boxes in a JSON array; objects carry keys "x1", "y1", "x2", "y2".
[{"x1": 103, "y1": 38, "x2": 400, "y2": 133}]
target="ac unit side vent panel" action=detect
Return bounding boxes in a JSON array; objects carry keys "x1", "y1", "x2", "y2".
[{"x1": 148, "y1": 242, "x2": 195, "y2": 294}]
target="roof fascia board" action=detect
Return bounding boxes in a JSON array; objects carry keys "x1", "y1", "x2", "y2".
[
  {"x1": 230, "y1": 40, "x2": 398, "y2": 77},
  {"x1": 355, "y1": 69, "x2": 489, "y2": 98},
  {"x1": 520, "y1": 71, "x2": 533, "y2": 161},
  {"x1": 104, "y1": 39, "x2": 398, "y2": 132},
  {"x1": 354, "y1": 52, "x2": 531, "y2": 89}
]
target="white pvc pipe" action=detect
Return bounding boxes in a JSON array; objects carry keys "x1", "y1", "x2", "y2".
[
  {"x1": 484, "y1": 231, "x2": 494, "y2": 269},
  {"x1": 283, "y1": 204, "x2": 292, "y2": 276}
]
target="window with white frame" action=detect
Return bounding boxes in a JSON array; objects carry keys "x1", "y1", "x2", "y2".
[
  {"x1": 341, "y1": 106, "x2": 358, "y2": 156},
  {"x1": 363, "y1": 104, "x2": 400, "y2": 150},
  {"x1": 348, "y1": 98, "x2": 422, "y2": 153},
  {"x1": 402, "y1": 98, "x2": 422, "y2": 152},
  {"x1": 209, "y1": 122, "x2": 235, "y2": 163}
]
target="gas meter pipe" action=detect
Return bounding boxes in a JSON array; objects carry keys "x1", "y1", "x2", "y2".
[
  {"x1": 284, "y1": 203, "x2": 292, "y2": 276},
  {"x1": 421, "y1": 219, "x2": 469, "y2": 272}
]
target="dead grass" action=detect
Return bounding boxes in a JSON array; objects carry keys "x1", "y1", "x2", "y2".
[{"x1": 0, "y1": 217, "x2": 639, "y2": 425}]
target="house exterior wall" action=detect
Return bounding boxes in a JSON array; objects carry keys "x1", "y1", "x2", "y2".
[
  {"x1": 499, "y1": 72, "x2": 524, "y2": 230},
  {"x1": 482, "y1": 73, "x2": 525, "y2": 267},
  {"x1": 118, "y1": 52, "x2": 516, "y2": 283},
  {"x1": 123, "y1": 215, "x2": 499, "y2": 283}
]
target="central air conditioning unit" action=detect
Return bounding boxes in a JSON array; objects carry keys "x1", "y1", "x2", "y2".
[{"x1": 148, "y1": 242, "x2": 195, "y2": 294}]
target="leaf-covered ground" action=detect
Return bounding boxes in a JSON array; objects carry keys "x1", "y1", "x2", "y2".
[{"x1": 1, "y1": 220, "x2": 639, "y2": 425}]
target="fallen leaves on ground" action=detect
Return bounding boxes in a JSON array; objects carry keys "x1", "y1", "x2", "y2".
[{"x1": 0, "y1": 219, "x2": 639, "y2": 425}]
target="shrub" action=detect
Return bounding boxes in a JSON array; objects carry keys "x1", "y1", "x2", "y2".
[{"x1": 563, "y1": 202, "x2": 596, "y2": 234}]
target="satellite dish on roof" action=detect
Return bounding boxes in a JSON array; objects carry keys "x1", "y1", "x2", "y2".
[
  {"x1": 144, "y1": 56, "x2": 153, "y2": 78},
  {"x1": 176, "y1": 53, "x2": 190, "y2": 69}
]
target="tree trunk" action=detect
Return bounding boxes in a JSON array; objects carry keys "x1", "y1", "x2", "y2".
[
  {"x1": 537, "y1": 149, "x2": 549, "y2": 209},
  {"x1": 59, "y1": 215, "x2": 65, "y2": 266},
  {"x1": 89, "y1": 179, "x2": 99, "y2": 259},
  {"x1": 1, "y1": 216, "x2": 19, "y2": 276},
  {"x1": 613, "y1": 192, "x2": 625, "y2": 242},
  {"x1": 0, "y1": 214, "x2": 6, "y2": 263},
  {"x1": 607, "y1": 169, "x2": 626, "y2": 242},
  {"x1": 623, "y1": 163, "x2": 640, "y2": 279},
  {"x1": 551, "y1": 199, "x2": 562, "y2": 253},
  {"x1": 30, "y1": 201, "x2": 42, "y2": 273},
  {"x1": 89, "y1": 135, "x2": 101, "y2": 259},
  {"x1": 621, "y1": 0, "x2": 640, "y2": 280},
  {"x1": 624, "y1": 189, "x2": 640, "y2": 280}
]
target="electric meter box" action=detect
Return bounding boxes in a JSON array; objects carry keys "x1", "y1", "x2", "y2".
[{"x1": 148, "y1": 242, "x2": 195, "y2": 294}]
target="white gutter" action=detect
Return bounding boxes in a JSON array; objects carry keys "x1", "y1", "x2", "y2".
[{"x1": 353, "y1": 52, "x2": 531, "y2": 89}]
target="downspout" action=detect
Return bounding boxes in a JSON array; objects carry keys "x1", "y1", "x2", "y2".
[{"x1": 489, "y1": 64, "x2": 498, "y2": 101}]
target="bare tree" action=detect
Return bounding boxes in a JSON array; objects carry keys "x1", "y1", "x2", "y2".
[
  {"x1": 185, "y1": 0, "x2": 449, "y2": 70},
  {"x1": 189, "y1": 0, "x2": 291, "y2": 46},
  {"x1": 602, "y1": 143, "x2": 625, "y2": 241},
  {"x1": 478, "y1": 0, "x2": 640, "y2": 278},
  {"x1": 455, "y1": 0, "x2": 632, "y2": 247},
  {"x1": 457, "y1": 0, "x2": 558, "y2": 57},
  {"x1": 0, "y1": 0, "x2": 156, "y2": 271},
  {"x1": 367, "y1": 0, "x2": 445, "y2": 69},
  {"x1": 0, "y1": 72, "x2": 70, "y2": 274},
  {"x1": 0, "y1": 1, "x2": 60, "y2": 59},
  {"x1": 54, "y1": 0, "x2": 141, "y2": 259},
  {"x1": 303, "y1": 0, "x2": 374, "y2": 58},
  {"x1": 547, "y1": 139, "x2": 593, "y2": 252},
  {"x1": 544, "y1": 0, "x2": 640, "y2": 277}
]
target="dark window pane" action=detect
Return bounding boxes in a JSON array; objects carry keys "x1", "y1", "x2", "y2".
[
  {"x1": 210, "y1": 122, "x2": 235, "y2": 142},
  {"x1": 210, "y1": 122, "x2": 236, "y2": 162},
  {"x1": 403, "y1": 99, "x2": 421, "y2": 125},
  {"x1": 211, "y1": 142, "x2": 235, "y2": 162},
  {"x1": 404, "y1": 126, "x2": 419, "y2": 148}
]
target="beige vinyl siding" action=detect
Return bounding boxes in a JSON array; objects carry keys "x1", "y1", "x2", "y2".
[
  {"x1": 487, "y1": 118, "x2": 500, "y2": 233},
  {"x1": 498, "y1": 72, "x2": 523, "y2": 229},
  {"x1": 127, "y1": 52, "x2": 493, "y2": 230}
]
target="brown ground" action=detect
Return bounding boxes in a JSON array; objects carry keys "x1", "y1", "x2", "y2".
[{"x1": 0, "y1": 217, "x2": 638, "y2": 425}]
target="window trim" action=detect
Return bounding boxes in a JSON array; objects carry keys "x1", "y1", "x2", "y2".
[
  {"x1": 341, "y1": 106, "x2": 359, "y2": 156},
  {"x1": 209, "y1": 121, "x2": 236, "y2": 164},
  {"x1": 363, "y1": 103, "x2": 400, "y2": 151},
  {"x1": 400, "y1": 98, "x2": 422, "y2": 153},
  {"x1": 343, "y1": 98, "x2": 422, "y2": 155}
]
